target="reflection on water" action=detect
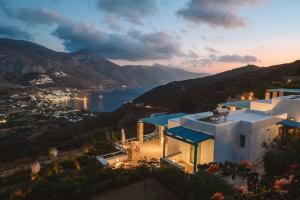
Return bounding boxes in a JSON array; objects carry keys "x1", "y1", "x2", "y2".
[
  {"x1": 59, "y1": 86, "x2": 152, "y2": 112},
  {"x1": 83, "y1": 97, "x2": 88, "y2": 110}
]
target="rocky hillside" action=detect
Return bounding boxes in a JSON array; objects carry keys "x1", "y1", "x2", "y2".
[
  {"x1": 0, "y1": 38, "x2": 205, "y2": 91},
  {"x1": 134, "y1": 61, "x2": 300, "y2": 112}
]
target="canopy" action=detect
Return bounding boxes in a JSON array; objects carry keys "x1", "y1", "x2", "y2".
[
  {"x1": 277, "y1": 120, "x2": 300, "y2": 129},
  {"x1": 140, "y1": 113, "x2": 186, "y2": 127},
  {"x1": 166, "y1": 126, "x2": 213, "y2": 145}
]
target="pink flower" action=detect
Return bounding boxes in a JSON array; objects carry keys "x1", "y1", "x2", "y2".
[
  {"x1": 211, "y1": 192, "x2": 225, "y2": 200},
  {"x1": 274, "y1": 178, "x2": 290, "y2": 193},
  {"x1": 240, "y1": 160, "x2": 251, "y2": 168},
  {"x1": 239, "y1": 186, "x2": 248, "y2": 194},
  {"x1": 208, "y1": 164, "x2": 219, "y2": 174},
  {"x1": 289, "y1": 163, "x2": 299, "y2": 173}
]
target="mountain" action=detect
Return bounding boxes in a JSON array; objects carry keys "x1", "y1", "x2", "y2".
[
  {"x1": 0, "y1": 38, "x2": 205, "y2": 91},
  {"x1": 134, "y1": 61, "x2": 300, "y2": 112}
]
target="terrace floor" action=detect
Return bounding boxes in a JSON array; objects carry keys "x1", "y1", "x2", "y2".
[
  {"x1": 122, "y1": 140, "x2": 163, "y2": 167},
  {"x1": 132, "y1": 140, "x2": 163, "y2": 161}
]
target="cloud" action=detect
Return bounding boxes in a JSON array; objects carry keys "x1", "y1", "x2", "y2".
[
  {"x1": 177, "y1": 0, "x2": 262, "y2": 28},
  {"x1": 0, "y1": 1, "x2": 181, "y2": 61},
  {"x1": 0, "y1": 24, "x2": 31, "y2": 40},
  {"x1": 183, "y1": 53, "x2": 259, "y2": 67},
  {"x1": 186, "y1": 50, "x2": 199, "y2": 58},
  {"x1": 52, "y1": 22, "x2": 182, "y2": 60},
  {"x1": 205, "y1": 47, "x2": 220, "y2": 54},
  {"x1": 97, "y1": 0, "x2": 157, "y2": 25},
  {"x1": 216, "y1": 54, "x2": 258, "y2": 63},
  {"x1": 0, "y1": 1, "x2": 68, "y2": 26}
]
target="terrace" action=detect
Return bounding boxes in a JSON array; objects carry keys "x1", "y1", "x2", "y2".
[{"x1": 96, "y1": 132, "x2": 163, "y2": 168}]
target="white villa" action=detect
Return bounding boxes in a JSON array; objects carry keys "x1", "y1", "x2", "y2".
[{"x1": 97, "y1": 88, "x2": 300, "y2": 175}]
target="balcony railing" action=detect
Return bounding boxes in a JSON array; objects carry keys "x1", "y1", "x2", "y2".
[{"x1": 143, "y1": 132, "x2": 159, "y2": 142}]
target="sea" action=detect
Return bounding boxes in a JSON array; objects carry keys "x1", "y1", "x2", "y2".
[{"x1": 65, "y1": 86, "x2": 153, "y2": 112}]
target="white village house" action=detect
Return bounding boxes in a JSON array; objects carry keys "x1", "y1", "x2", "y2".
[{"x1": 97, "y1": 88, "x2": 300, "y2": 174}]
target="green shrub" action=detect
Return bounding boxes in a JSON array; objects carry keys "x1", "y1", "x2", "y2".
[
  {"x1": 155, "y1": 167, "x2": 235, "y2": 200},
  {"x1": 263, "y1": 150, "x2": 298, "y2": 177},
  {"x1": 191, "y1": 171, "x2": 235, "y2": 200}
]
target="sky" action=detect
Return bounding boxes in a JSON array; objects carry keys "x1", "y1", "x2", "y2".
[{"x1": 0, "y1": 0, "x2": 300, "y2": 74}]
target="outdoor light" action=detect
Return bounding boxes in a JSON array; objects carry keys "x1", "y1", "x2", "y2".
[
  {"x1": 241, "y1": 96, "x2": 245, "y2": 100},
  {"x1": 31, "y1": 161, "x2": 41, "y2": 175},
  {"x1": 49, "y1": 147, "x2": 58, "y2": 158},
  {"x1": 116, "y1": 158, "x2": 120, "y2": 162},
  {"x1": 30, "y1": 161, "x2": 41, "y2": 181}
]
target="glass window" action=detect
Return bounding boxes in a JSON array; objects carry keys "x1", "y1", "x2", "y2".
[{"x1": 240, "y1": 134, "x2": 246, "y2": 148}]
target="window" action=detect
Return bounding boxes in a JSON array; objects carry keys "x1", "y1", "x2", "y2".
[{"x1": 240, "y1": 134, "x2": 246, "y2": 148}]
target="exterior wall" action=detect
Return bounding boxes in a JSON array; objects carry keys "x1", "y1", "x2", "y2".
[
  {"x1": 166, "y1": 136, "x2": 191, "y2": 164},
  {"x1": 248, "y1": 124, "x2": 278, "y2": 162},
  {"x1": 107, "y1": 154, "x2": 128, "y2": 165},
  {"x1": 214, "y1": 121, "x2": 240, "y2": 162},
  {"x1": 180, "y1": 117, "x2": 217, "y2": 135},
  {"x1": 247, "y1": 113, "x2": 287, "y2": 162},
  {"x1": 199, "y1": 139, "x2": 214, "y2": 164},
  {"x1": 250, "y1": 101, "x2": 274, "y2": 111},
  {"x1": 272, "y1": 99, "x2": 300, "y2": 121}
]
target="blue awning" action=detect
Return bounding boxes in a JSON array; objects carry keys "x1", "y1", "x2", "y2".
[
  {"x1": 166, "y1": 126, "x2": 213, "y2": 144},
  {"x1": 140, "y1": 113, "x2": 186, "y2": 127},
  {"x1": 277, "y1": 120, "x2": 300, "y2": 128}
]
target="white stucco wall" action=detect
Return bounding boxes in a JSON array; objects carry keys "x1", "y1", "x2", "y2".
[
  {"x1": 214, "y1": 121, "x2": 240, "y2": 162},
  {"x1": 166, "y1": 136, "x2": 191, "y2": 164},
  {"x1": 272, "y1": 99, "x2": 300, "y2": 121},
  {"x1": 214, "y1": 113, "x2": 286, "y2": 163},
  {"x1": 248, "y1": 124, "x2": 278, "y2": 162},
  {"x1": 250, "y1": 101, "x2": 274, "y2": 111},
  {"x1": 199, "y1": 139, "x2": 214, "y2": 164},
  {"x1": 180, "y1": 117, "x2": 216, "y2": 135}
]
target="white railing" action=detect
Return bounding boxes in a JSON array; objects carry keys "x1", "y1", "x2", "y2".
[
  {"x1": 143, "y1": 132, "x2": 159, "y2": 142},
  {"x1": 97, "y1": 150, "x2": 126, "y2": 159}
]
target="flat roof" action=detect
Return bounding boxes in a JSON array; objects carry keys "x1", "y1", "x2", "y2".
[
  {"x1": 140, "y1": 113, "x2": 186, "y2": 126},
  {"x1": 267, "y1": 88, "x2": 300, "y2": 93},
  {"x1": 166, "y1": 126, "x2": 213, "y2": 144},
  {"x1": 219, "y1": 100, "x2": 251, "y2": 109},
  {"x1": 226, "y1": 110, "x2": 271, "y2": 122},
  {"x1": 277, "y1": 120, "x2": 300, "y2": 128}
]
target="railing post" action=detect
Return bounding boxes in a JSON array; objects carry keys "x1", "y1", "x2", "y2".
[
  {"x1": 163, "y1": 129, "x2": 167, "y2": 158},
  {"x1": 193, "y1": 143, "x2": 198, "y2": 175}
]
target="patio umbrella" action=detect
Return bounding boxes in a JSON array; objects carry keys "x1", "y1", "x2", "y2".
[{"x1": 121, "y1": 129, "x2": 126, "y2": 144}]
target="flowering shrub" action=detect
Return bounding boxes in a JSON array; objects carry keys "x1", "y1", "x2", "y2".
[
  {"x1": 211, "y1": 192, "x2": 225, "y2": 200},
  {"x1": 199, "y1": 160, "x2": 300, "y2": 199}
]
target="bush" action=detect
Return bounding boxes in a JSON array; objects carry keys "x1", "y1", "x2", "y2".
[
  {"x1": 155, "y1": 166, "x2": 235, "y2": 200},
  {"x1": 263, "y1": 150, "x2": 292, "y2": 177}
]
